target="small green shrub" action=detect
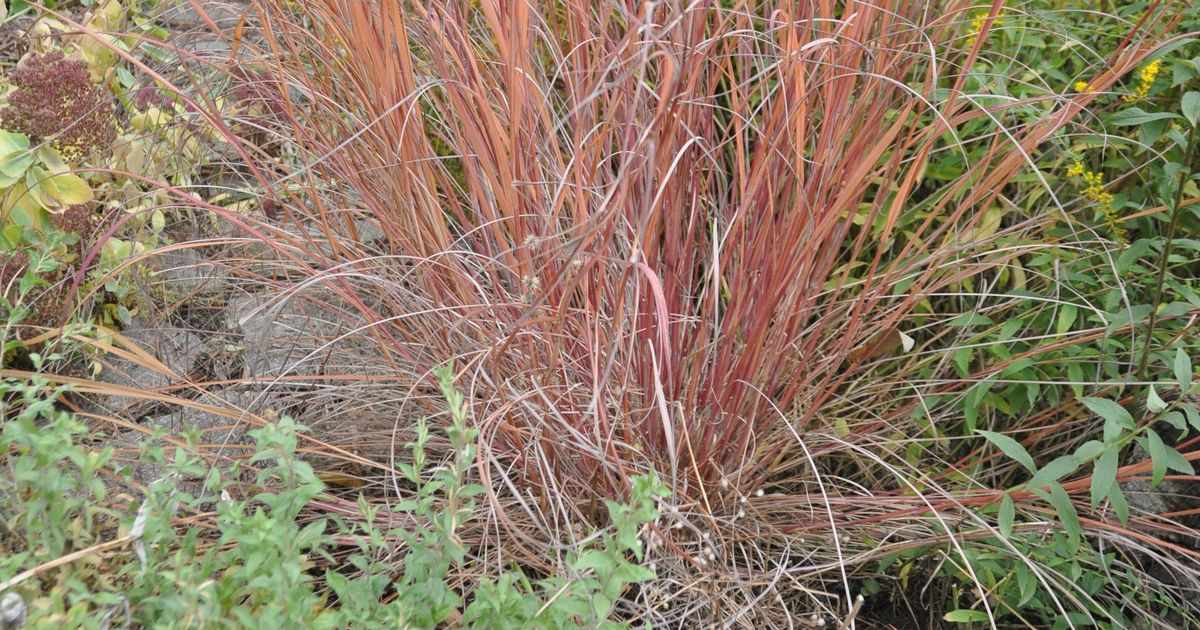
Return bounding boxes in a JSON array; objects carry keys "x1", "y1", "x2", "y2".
[{"x1": 0, "y1": 359, "x2": 665, "y2": 627}]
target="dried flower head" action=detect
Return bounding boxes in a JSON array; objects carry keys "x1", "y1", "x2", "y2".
[{"x1": 1, "y1": 51, "x2": 116, "y2": 163}]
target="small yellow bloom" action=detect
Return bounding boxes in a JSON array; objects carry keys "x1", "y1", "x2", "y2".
[
  {"x1": 1069, "y1": 161, "x2": 1125, "y2": 244},
  {"x1": 1123, "y1": 58, "x2": 1162, "y2": 102},
  {"x1": 965, "y1": 10, "x2": 999, "y2": 46},
  {"x1": 1074, "y1": 81, "x2": 1092, "y2": 93}
]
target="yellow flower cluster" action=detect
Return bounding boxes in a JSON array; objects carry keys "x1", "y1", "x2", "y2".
[
  {"x1": 1123, "y1": 59, "x2": 1161, "y2": 102},
  {"x1": 1068, "y1": 161, "x2": 1126, "y2": 244},
  {"x1": 1074, "y1": 81, "x2": 1092, "y2": 93},
  {"x1": 966, "y1": 11, "x2": 997, "y2": 46}
]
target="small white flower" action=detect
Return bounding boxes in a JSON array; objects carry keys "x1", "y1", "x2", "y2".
[{"x1": 754, "y1": 489, "x2": 764, "y2": 497}]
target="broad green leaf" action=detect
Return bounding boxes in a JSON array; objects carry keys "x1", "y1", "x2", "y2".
[
  {"x1": 977, "y1": 430, "x2": 1035, "y2": 472},
  {"x1": 1073, "y1": 440, "x2": 1105, "y2": 461},
  {"x1": 1160, "y1": 410, "x2": 1187, "y2": 433},
  {"x1": 1110, "y1": 108, "x2": 1181, "y2": 126},
  {"x1": 34, "y1": 146, "x2": 72, "y2": 175},
  {"x1": 572, "y1": 550, "x2": 616, "y2": 572},
  {"x1": 39, "y1": 172, "x2": 94, "y2": 207},
  {"x1": 1090, "y1": 448, "x2": 1118, "y2": 508},
  {"x1": 999, "y1": 493, "x2": 1015, "y2": 539},
  {"x1": 0, "y1": 131, "x2": 28, "y2": 156},
  {"x1": 1081, "y1": 397, "x2": 1134, "y2": 443},
  {"x1": 613, "y1": 563, "x2": 656, "y2": 582},
  {"x1": 945, "y1": 609, "x2": 989, "y2": 623},
  {"x1": 1146, "y1": 429, "x2": 1168, "y2": 488},
  {"x1": 2, "y1": 182, "x2": 50, "y2": 231},
  {"x1": 0, "y1": 224, "x2": 21, "y2": 251},
  {"x1": 1183, "y1": 91, "x2": 1200, "y2": 126},
  {"x1": 1016, "y1": 564, "x2": 1037, "y2": 607},
  {"x1": 954, "y1": 346, "x2": 974, "y2": 379},
  {"x1": 592, "y1": 592, "x2": 613, "y2": 620},
  {"x1": 1146, "y1": 385, "x2": 1168, "y2": 413},
  {"x1": 1185, "y1": 405, "x2": 1200, "y2": 434},
  {"x1": 1164, "y1": 445, "x2": 1195, "y2": 476},
  {"x1": 0, "y1": 134, "x2": 34, "y2": 187},
  {"x1": 1028, "y1": 455, "x2": 1081, "y2": 489},
  {"x1": 1056, "y1": 305, "x2": 1077, "y2": 336},
  {"x1": 1175, "y1": 348, "x2": 1192, "y2": 392}
]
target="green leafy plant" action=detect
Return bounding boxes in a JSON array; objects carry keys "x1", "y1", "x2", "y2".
[{"x1": 0, "y1": 352, "x2": 666, "y2": 627}]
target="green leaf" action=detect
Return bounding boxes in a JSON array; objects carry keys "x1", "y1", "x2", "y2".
[
  {"x1": 1056, "y1": 305, "x2": 1077, "y2": 336},
  {"x1": 1016, "y1": 564, "x2": 1037, "y2": 607},
  {"x1": 1183, "y1": 91, "x2": 1200, "y2": 127},
  {"x1": 944, "y1": 609, "x2": 990, "y2": 623},
  {"x1": 1164, "y1": 445, "x2": 1195, "y2": 476},
  {"x1": 977, "y1": 430, "x2": 1035, "y2": 472},
  {"x1": 1073, "y1": 440, "x2": 1105, "y2": 461},
  {"x1": 1185, "y1": 405, "x2": 1200, "y2": 434},
  {"x1": 1175, "y1": 348, "x2": 1192, "y2": 392},
  {"x1": 573, "y1": 550, "x2": 616, "y2": 572},
  {"x1": 999, "y1": 493, "x2": 1015, "y2": 539},
  {"x1": 1089, "y1": 448, "x2": 1118, "y2": 508},
  {"x1": 0, "y1": 131, "x2": 29, "y2": 156},
  {"x1": 0, "y1": 224, "x2": 22, "y2": 251},
  {"x1": 1108, "y1": 482, "x2": 1129, "y2": 527},
  {"x1": 0, "y1": 133, "x2": 34, "y2": 187},
  {"x1": 948, "y1": 312, "x2": 994, "y2": 327},
  {"x1": 591, "y1": 592, "x2": 613, "y2": 620},
  {"x1": 1146, "y1": 429, "x2": 1168, "y2": 488},
  {"x1": 2, "y1": 181, "x2": 50, "y2": 231},
  {"x1": 613, "y1": 563, "x2": 656, "y2": 583},
  {"x1": 963, "y1": 376, "x2": 996, "y2": 432},
  {"x1": 1067, "y1": 363, "x2": 1085, "y2": 398},
  {"x1": 1110, "y1": 107, "x2": 1181, "y2": 126},
  {"x1": 1146, "y1": 385, "x2": 1168, "y2": 413},
  {"x1": 1160, "y1": 410, "x2": 1187, "y2": 433},
  {"x1": 1028, "y1": 455, "x2": 1081, "y2": 489},
  {"x1": 1081, "y1": 397, "x2": 1134, "y2": 443},
  {"x1": 1045, "y1": 483, "x2": 1081, "y2": 550}
]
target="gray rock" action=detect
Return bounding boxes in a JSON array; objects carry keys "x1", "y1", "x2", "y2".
[
  {"x1": 0, "y1": 592, "x2": 25, "y2": 630},
  {"x1": 150, "y1": 0, "x2": 251, "y2": 31},
  {"x1": 224, "y1": 292, "x2": 342, "y2": 380},
  {"x1": 152, "y1": 247, "x2": 227, "y2": 295},
  {"x1": 93, "y1": 317, "x2": 204, "y2": 392}
]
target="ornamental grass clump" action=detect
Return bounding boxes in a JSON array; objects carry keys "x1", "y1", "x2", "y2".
[{"x1": 1, "y1": 51, "x2": 116, "y2": 164}]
